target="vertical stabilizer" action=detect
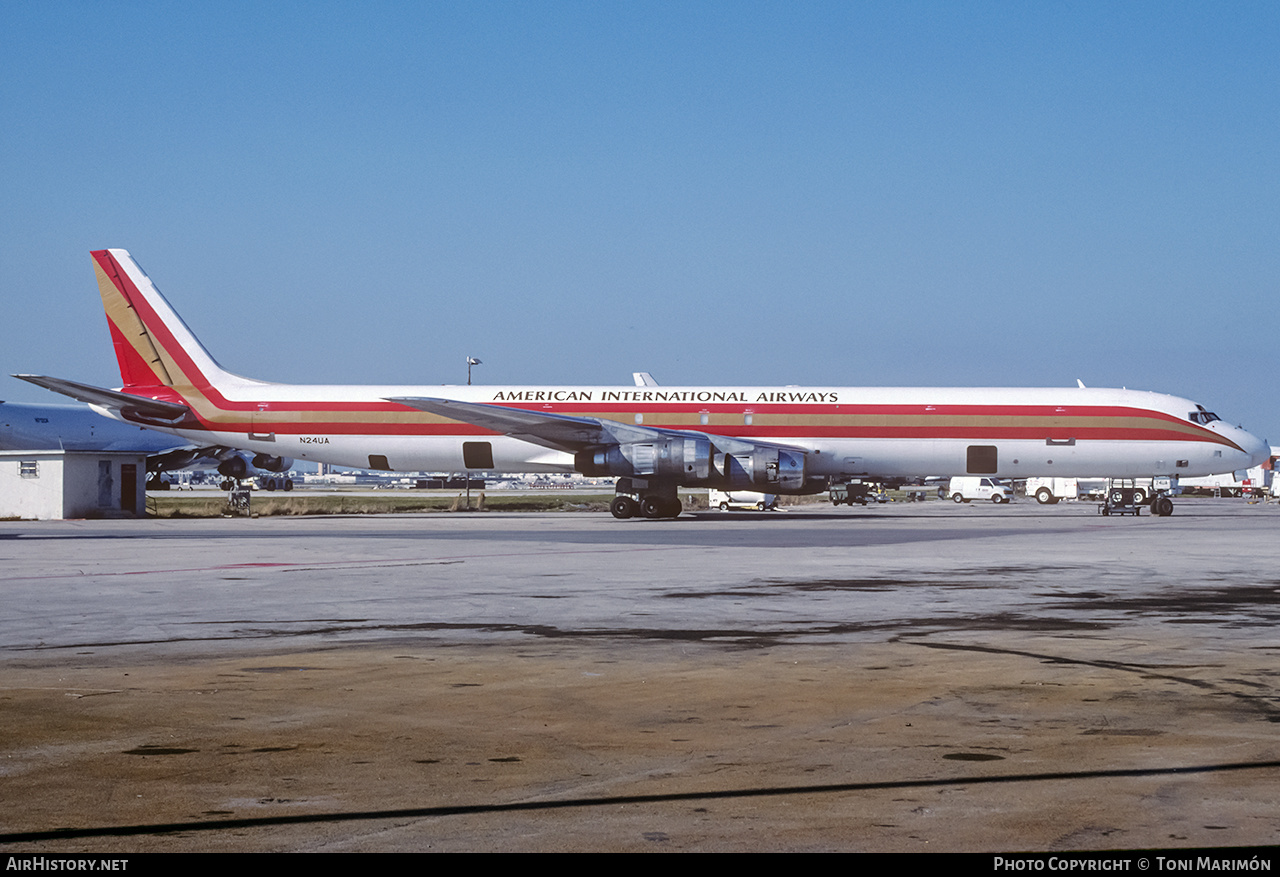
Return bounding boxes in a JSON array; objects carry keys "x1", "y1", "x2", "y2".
[{"x1": 91, "y1": 249, "x2": 231, "y2": 394}]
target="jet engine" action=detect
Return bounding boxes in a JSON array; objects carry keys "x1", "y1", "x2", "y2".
[
  {"x1": 576, "y1": 438, "x2": 712, "y2": 482},
  {"x1": 252, "y1": 453, "x2": 294, "y2": 473},
  {"x1": 217, "y1": 455, "x2": 250, "y2": 479},
  {"x1": 716, "y1": 446, "x2": 808, "y2": 492},
  {"x1": 576, "y1": 439, "x2": 809, "y2": 492}
]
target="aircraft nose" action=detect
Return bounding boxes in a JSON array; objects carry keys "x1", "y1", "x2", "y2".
[{"x1": 1237, "y1": 426, "x2": 1270, "y2": 468}]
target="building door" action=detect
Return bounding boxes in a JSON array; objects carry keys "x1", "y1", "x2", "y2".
[{"x1": 121, "y1": 464, "x2": 137, "y2": 513}]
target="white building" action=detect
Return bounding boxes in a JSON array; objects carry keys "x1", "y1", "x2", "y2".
[{"x1": 0, "y1": 451, "x2": 148, "y2": 520}]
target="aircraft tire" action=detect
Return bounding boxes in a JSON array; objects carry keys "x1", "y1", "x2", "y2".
[
  {"x1": 640, "y1": 496, "x2": 666, "y2": 519},
  {"x1": 610, "y1": 496, "x2": 635, "y2": 520},
  {"x1": 1155, "y1": 496, "x2": 1174, "y2": 516}
]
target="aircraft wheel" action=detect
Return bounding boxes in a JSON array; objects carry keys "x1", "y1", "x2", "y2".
[
  {"x1": 1155, "y1": 496, "x2": 1174, "y2": 516},
  {"x1": 952, "y1": 493, "x2": 964, "y2": 503},
  {"x1": 610, "y1": 496, "x2": 635, "y2": 519},
  {"x1": 1035, "y1": 488, "x2": 1054, "y2": 504},
  {"x1": 640, "y1": 496, "x2": 666, "y2": 519}
]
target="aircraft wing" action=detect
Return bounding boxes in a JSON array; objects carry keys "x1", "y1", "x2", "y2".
[
  {"x1": 387, "y1": 396, "x2": 667, "y2": 452},
  {"x1": 386, "y1": 396, "x2": 798, "y2": 456},
  {"x1": 13, "y1": 374, "x2": 191, "y2": 423}
]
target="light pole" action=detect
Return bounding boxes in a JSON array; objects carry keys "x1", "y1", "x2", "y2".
[{"x1": 464, "y1": 357, "x2": 481, "y2": 508}]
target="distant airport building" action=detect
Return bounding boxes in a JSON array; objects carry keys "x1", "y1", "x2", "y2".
[{"x1": 0, "y1": 450, "x2": 147, "y2": 520}]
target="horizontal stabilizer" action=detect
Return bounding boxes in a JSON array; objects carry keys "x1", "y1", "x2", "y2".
[{"x1": 13, "y1": 374, "x2": 191, "y2": 423}]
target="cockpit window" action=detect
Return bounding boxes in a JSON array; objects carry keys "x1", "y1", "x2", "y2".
[{"x1": 1189, "y1": 405, "x2": 1220, "y2": 425}]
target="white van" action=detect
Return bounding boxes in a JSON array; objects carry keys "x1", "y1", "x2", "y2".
[
  {"x1": 709, "y1": 490, "x2": 777, "y2": 511},
  {"x1": 948, "y1": 476, "x2": 1013, "y2": 504}
]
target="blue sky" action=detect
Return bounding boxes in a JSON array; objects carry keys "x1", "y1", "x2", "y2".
[{"x1": 3, "y1": 2, "x2": 1277, "y2": 441}]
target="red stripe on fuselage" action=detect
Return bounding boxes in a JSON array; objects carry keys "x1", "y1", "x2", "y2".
[{"x1": 185, "y1": 413, "x2": 1227, "y2": 445}]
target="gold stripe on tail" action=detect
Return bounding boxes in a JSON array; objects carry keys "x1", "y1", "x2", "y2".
[{"x1": 94, "y1": 255, "x2": 173, "y2": 387}]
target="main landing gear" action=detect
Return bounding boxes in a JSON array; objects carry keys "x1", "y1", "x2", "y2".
[
  {"x1": 610, "y1": 478, "x2": 682, "y2": 519},
  {"x1": 610, "y1": 495, "x2": 683, "y2": 519}
]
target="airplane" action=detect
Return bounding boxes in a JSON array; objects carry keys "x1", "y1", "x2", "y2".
[
  {"x1": 16, "y1": 248, "x2": 1270, "y2": 519},
  {"x1": 0, "y1": 398, "x2": 297, "y2": 490}
]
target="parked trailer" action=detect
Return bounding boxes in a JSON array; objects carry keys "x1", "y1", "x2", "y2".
[
  {"x1": 1030, "y1": 476, "x2": 1164, "y2": 505},
  {"x1": 1099, "y1": 477, "x2": 1176, "y2": 516},
  {"x1": 829, "y1": 481, "x2": 872, "y2": 506},
  {"x1": 1026, "y1": 477, "x2": 1078, "y2": 504}
]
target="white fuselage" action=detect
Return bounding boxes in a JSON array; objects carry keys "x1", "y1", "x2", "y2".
[{"x1": 95, "y1": 378, "x2": 1270, "y2": 481}]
